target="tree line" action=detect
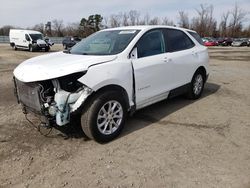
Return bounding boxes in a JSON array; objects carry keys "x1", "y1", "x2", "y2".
[{"x1": 0, "y1": 4, "x2": 249, "y2": 38}]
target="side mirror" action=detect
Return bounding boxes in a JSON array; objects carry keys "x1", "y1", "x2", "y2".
[{"x1": 130, "y1": 47, "x2": 138, "y2": 59}]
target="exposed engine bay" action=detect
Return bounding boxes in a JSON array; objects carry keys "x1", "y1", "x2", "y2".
[{"x1": 14, "y1": 72, "x2": 92, "y2": 127}]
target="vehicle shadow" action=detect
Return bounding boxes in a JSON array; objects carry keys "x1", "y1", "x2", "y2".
[
  {"x1": 55, "y1": 82, "x2": 220, "y2": 140},
  {"x1": 121, "y1": 82, "x2": 221, "y2": 138}
]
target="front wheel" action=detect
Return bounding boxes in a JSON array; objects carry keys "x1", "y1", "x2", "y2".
[
  {"x1": 81, "y1": 91, "x2": 127, "y2": 143},
  {"x1": 29, "y1": 45, "x2": 34, "y2": 52},
  {"x1": 186, "y1": 70, "x2": 205, "y2": 100},
  {"x1": 45, "y1": 46, "x2": 50, "y2": 52}
]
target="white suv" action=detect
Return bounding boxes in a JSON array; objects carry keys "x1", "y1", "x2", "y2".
[{"x1": 13, "y1": 26, "x2": 209, "y2": 142}]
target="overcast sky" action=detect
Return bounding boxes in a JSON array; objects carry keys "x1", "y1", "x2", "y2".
[{"x1": 0, "y1": 0, "x2": 249, "y2": 28}]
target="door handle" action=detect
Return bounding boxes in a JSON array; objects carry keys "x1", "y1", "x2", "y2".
[
  {"x1": 192, "y1": 51, "x2": 198, "y2": 56},
  {"x1": 164, "y1": 57, "x2": 172, "y2": 63}
]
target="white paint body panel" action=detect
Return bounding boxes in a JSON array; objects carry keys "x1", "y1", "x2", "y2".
[
  {"x1": 14, "y1": 52, "x2": 117, "y2": 82},
  {"x1": 132, "y1": 53, "x2": 173, "y2": 106},
  {"x1": 13, "y1": 25, "x2": 209, "y2": 111}
]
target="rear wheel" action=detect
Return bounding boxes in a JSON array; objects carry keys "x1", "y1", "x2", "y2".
[
  {"x1": 186, "y1": 70, "x2": 205, "y2": 100},
  {"x1": 12, "y1": 43, "x2": 17, "y2": 50},
  {"x1": 81, "y1": 91, "x2": 127, "y2": 143}
]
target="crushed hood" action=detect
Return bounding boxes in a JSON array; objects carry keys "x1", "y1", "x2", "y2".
[{"x1": 14, "y1": 52, "x2": 117, "y2": 82}]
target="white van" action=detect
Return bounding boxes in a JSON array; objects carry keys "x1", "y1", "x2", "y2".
[{"x1": 9, "y1": 29, "x2": 50, "y2": 52}]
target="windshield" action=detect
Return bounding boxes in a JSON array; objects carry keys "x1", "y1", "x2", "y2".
[
  {"x1": 70, "y1": 29, "x2": 140, "y2": 55},
  {"x1": 29, "y1": 34, "x2": 43, "y2": 41}
]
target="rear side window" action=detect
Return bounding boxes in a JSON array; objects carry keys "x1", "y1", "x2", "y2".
[
  {"x1": 137, "y1": 30, "x2": 165, "y2": 58},
  {"x1": 165, "y1": 29, "x2": 194, "y2": 52},
  {"x1": 188, "y1": 31, "x2": 204, "y2": 45}
]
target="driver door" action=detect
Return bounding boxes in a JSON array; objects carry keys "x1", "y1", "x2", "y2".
[{"x1": 131, "y1": 29, "x2": 173, "y2": 109}]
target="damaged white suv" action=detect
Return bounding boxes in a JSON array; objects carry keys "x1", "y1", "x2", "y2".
[{"x1": 13, "y1": 26, "x2": 209, "y2": 142}]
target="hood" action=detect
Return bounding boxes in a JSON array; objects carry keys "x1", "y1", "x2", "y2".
[{"x1": 14, "y1": 52, "x2": 117, "y2": 82}]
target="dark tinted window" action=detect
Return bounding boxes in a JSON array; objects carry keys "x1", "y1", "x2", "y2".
[
  {"x1": 29, "y1": 34, "x2": 43, "y2": 41},
  {"x1": 165, "y1": 29, "x2": 194, "y2": 52},
  {"x1": 137, "y1": 30, "x2": 165, "y2": 58},
  {"x1": 25, "y1": 34, "x2": 30, "y2": 41},
  {"x1": 188, "y1": 31, "x2": 204, "y2": 45}
]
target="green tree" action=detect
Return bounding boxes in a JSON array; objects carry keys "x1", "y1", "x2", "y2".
[{"x1": 80, "y1": 14, "x2": 103, "y2": 37}]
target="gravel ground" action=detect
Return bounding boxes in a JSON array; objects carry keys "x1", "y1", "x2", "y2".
[{"x1": 0, "y1": 44, "x2": 250, "y2": 188}]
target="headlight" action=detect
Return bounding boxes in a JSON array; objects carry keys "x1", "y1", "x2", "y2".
[
  {"x1": 48, "y1": 105, "x2": 57, "y2": 116},
  {"x1": 58, "y1": 71, "x2": 87, "y2": 92}
]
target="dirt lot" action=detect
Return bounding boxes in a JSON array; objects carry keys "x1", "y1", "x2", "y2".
[{"x1": 0, "y1": 44, "x2": 250, "y2": 188}]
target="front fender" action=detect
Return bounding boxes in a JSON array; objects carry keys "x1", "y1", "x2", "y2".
[{"x1": 78, "y1": 60, "x2": 134, "y2": 106}]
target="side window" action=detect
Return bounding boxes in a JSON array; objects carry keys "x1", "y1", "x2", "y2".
[
  {"x1": 188, "y1": 31, "x2": 204, "y2": 45},
  {"x1": 25, "y1": 34, "x2": 30, "y2": 41},
  {"x1": 166, "y1": 29, "x2": 194, "y2": 52},
  {"x1": 137, "y1": 30, "x2": 165, "y2": 58}
]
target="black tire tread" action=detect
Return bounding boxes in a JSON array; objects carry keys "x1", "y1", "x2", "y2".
[
  {"x1": 81, "y1": 91, "x2": 126, "y2": 143},
  {"x1": 186, "y1": 70, "x2": 205, "y2": 100}
]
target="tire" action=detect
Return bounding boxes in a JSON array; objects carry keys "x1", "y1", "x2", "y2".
[
  {"x1": 12, "y1": 43, "x2": 17, "y2": 50},
  {"x1": 29, "y1": 45, "x2": 34, "y2": 52},
  {"x1": 81, "y1": 91, "x2": 127, "y2": 143},
  {"x1": 45, "y1": 46, "x2": 50, "y2": 52},
  {"x1": 186, "y1": 70, "x2": 205, "y2": 100}
]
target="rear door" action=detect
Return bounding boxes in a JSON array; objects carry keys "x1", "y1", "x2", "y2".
[{"x1": 163, "y1": 29, "x2": 199, "y2": 88}]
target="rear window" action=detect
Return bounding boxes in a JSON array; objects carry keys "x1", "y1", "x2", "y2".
[
  {"x1": 166, "y1": 29, "x2": 195, "y2": 52},
  {"x1": 188, "y1": 31, "x2": 204, "y2": 45}
]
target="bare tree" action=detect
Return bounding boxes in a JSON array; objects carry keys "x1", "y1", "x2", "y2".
[
  {"x1": 32, "y1": 23, "x2": 44, "y2": 33},
  {"x1": 191, "y1": 4, "x2": 217, "y2": 37},
  {"x1": 122, "y1": 12, "x2": 129, "y2": 26},
  {"x1": 109, "y1": 14, "x2": 122, "y2": 27},
  {"x1": 229, "y1": 3, "x2": 247, "y2": 37},
  {"x1": 128, "y1": 10, "x2": 140, "y2": 25},
  {"x1": 0, "y1": 25, "x2": 14, "y2": 35},
  {"x1": 144, "y1": 13, "x2": 150, "y2": 25},
  {"x1": 52, "y1": 19, "x2": 64, "y2": 37},
  {"x1": 162, "y1": 17, "x2": 174, "y2": 26},
  {"x1": 178, "y1": 11, "x2": 189, "y2": 28},
  {"x1": 138, "y1": 13, "x2": 150, "y2": 25},
  {"x1": 64, "y1": 22, "x2": 81, "y2": 36},
  {"x1": 149, "y1": 17, "x2": 160, "y2": 25},
  {"x1": 219, "y1": 11, "x2": 230, "y2": 37}
]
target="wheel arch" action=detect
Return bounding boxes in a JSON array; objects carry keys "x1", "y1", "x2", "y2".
[
  {"x1": 195, "y1": 66, "x2": 207, "y2": 81},
  {"x1": 94, "y1": 84, "x2": 131, "y2": 111},
  {"x1": 78, "y1": 84, "x2": 131, "y2": 114}
]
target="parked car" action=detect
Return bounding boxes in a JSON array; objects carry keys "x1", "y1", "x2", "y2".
[
  {"x1": 9, "y1": 29, "x2": 52, "y2": 52},
  {"x1": 217, "y1": 37, "x2": 233, "y2": 46},
  {"x1": 62, "y1": 36, "x2": 81, "y2": 49},
  {"x1": 13, "y1": 26, "x2": 209, "y2": 143},
  {"x1": 231, "y1": 38, "x2": 249, "y2": 47},
  {"x1": 202, "y1": 37, "x2": 218, "y2": 46}
]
